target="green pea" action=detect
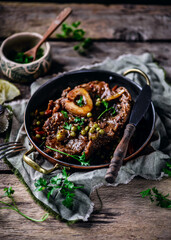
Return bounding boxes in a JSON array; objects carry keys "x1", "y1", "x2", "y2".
[
  {"x1": 91, "y1": 134, "x2": 98, "y2": 140},
  {"x1": 93, "y1": 123, "x2": 99, "y2": 128},
  {"x1": 89, "y1": 127, "x2": 95, "y2": 133},
  {"x1": 71, "y1": 126, "x2": 77, "y2": 132},
  {"x1": 87, "y1": 112, "x2": 92, "y2": 118},
  {"x1": 99, "y1": 129, "x2": 105, "y2": 135},
  {"x1": 39, "y1": 111, "x2": 45, "y2": 116},
  {"x1": 85, "y1": 126, "x2": 90, "y2": 132},
  {"x1": 42, "y1": 136, "x2": 46, "y2": 140},
  {"x1": 56, "y1": 129, "x2": 66, "y2": 141},
  {"x1": 96, "y1": 98, "x2": 101, "y2": 102},
  {"x1": 70, "y1": 131, "x2": 76, "y2": 137},
  {"x1": 95, "y1": 101, "x2": 101, "y2": 107},
  {"x1": 36, "y1": 121, "x2": 41, "y2": 126},
  {"x1": 96, "y1": 127, "x2": 101, "y2": 131},
  {"x1": 35, "y1": 134, "x2": 41, "y2": 138},
  {"x1": 81, "y1": 130, "x2": 87, "y2": 136}
]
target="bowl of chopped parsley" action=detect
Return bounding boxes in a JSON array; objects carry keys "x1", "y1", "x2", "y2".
[{"x1": 0, "y1": 32, "x2": 51, "y2": 83}]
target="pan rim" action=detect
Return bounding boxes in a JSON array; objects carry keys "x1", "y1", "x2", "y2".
[{"x1": 24, "y1": 69, "x2": 155, "y2": 169}]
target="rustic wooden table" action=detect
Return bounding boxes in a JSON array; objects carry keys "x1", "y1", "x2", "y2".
[{"x1": 0, "y1": 2, "x2": 171, "y2": 239}]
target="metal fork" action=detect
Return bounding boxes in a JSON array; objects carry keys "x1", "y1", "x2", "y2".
[{"x1": 0, "y1": 142, "x2": 26, "y2": 160}]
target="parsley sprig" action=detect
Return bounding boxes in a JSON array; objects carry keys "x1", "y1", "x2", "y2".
[
  {"x1": 140, "y1": 187, "x2": 171, "y2": 208},
  {"x1": 46, "y1": 146, "x2": 90, "y2": 166},
  {"x1": 0, "y1": 187, "x2": 48, "y2": 222},
  {"x1": 97, "y1": 100, "x2": 116, "y2": 120},
  {"x1": 35, "y1": 168, "x2": 84, "y2": 209},
  {"x1": 57, "y1": 21, "x2": 92, "y2": 54}
]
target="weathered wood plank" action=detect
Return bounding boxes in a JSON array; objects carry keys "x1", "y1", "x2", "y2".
[
  {"x1": 0, "y1": 174, "x2": 171, "y2": 239},
  {"x1": 0, "y1": 41, "x2": 171, "y2": 81},
  {"x1": 0, "y1": 2, "x2": 171, "y2": 40}
]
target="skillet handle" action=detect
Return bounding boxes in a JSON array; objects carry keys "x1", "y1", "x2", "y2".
[
  {"x1": 23, "y1": 145, "x2": 60, "y2": 174},
  {"x1": 123, "y1": 68, "x2": 150, "y2": 86}
]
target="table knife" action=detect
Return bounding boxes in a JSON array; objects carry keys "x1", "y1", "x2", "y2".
[{"x1": 105, "y1": 84, "x2": 152, "y2": 183}]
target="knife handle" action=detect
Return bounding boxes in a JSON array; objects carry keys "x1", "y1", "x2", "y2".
[{"x1": 105, "y1": 123, "x2": 136, "y2": 184}]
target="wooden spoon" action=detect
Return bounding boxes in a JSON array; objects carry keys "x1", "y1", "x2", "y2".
[{"x1": 24, "y1": 7, "x2": 72, "y2": 61}]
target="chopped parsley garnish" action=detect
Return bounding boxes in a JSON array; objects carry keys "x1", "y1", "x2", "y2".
[
  {"x1": 76, "y1": 95, "x2": 84, "y2": 107},
  {"x1": 10, "y1": 48, "x2": 44, "y2": 64},
  {"x1": 61, "y1": 110, "x2": 68, "y2": 119},
  {"x1": 74, "y1": 117, "x2": 85, "y2": 125},
  {"x1": 63, "y1": 122, "x2": 72, "y2": 130}
]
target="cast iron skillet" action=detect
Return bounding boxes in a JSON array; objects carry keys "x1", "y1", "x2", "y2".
[{"x1": 24, "y1": 69, "x2": 155, "y2": 174}]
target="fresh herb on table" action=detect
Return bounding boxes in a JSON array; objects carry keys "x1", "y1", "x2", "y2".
[
  {"x1": 61, "y1": 110, "x2": 68, "y2": 119},
  {"x1": 76, "y1": 95, "x2": 84, "y2": 107},
  {"x1": 11, "y1": 48, "x2": 44, "y2": 64},
  {"x1": 140, "y1": 187, "x2": 171, "y2": 208},
  {"x1": 97, "y1": 100, "x2": 116, "y2": 120},
  {"x1": 0, "y1": 187, "x2": 49, "y2": 222},
  {"x1": 63, "y1": 122, "x2": 72, "y2": 130},
  {"x1": 46, "y1": 146, "x2": 90, "y2": 166},
  {"x1": 74, "y1": 117, "x2": 85, "y2": 130},
  {"x1": 35, "y1": 168, "x2": 84, "y2": 209},
  {"x1": 56, "y1": 21, "x2": 92, "y2": 54},
  {"x1": 163, "y1": 162, "x2": 171, "y2": 177}
]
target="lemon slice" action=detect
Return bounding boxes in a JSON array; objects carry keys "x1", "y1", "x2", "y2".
[{"x1": 0, "y1": 79, "x2": 20, "y2": 104}]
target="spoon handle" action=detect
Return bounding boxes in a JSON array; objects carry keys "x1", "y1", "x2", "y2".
[{"x1": 35, "y1": 7, "x2": 72, "y2": 51}]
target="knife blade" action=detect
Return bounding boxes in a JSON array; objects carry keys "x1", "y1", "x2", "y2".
[{"x1": 105, "y1": 84, "x2": 151, "y2": 183}]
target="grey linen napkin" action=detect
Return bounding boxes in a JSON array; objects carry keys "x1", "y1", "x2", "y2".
[{"x1": 6, "y1": 53, "x2": 171, "y2": 221}]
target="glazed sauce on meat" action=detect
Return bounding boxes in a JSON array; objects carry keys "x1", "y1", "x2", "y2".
[{"x1": 30, "y1": 81, "x2": 132, "y2": 166}]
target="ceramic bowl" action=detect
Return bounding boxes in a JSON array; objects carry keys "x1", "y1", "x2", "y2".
[{"x1": 0, "y1": 32, "x2": 51, "y2": 83}]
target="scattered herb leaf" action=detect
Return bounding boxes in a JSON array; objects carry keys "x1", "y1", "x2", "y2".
[
  {"x1": 61, "y1": 110, "x2": 68, "y2": 119},
  {"x1": 63, "y1": 122, "x2": 72, "y2": 130},
  {"x1": 0, "y1": 187, "x2": 48, "y2": 222},
  {"x1": 35, "y1": 168, "x2": 84, "y2": 209},
  {"x1": 57, "y1": 21, "x2": 92, "y2": 54},
  {"x1": 140, "y1": 187, "x2": 171, "y2": 208},
  {"x1": 163, "y1": 162, "x2": 171, "y2": 177},
  {"x1": 46, "y1": 146, "x2": 90, "y2": 166}
]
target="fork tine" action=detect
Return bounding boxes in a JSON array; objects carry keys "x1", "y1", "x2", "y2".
[
  {"x1": 0, "y1": 142, "x2": 22, "y2": 150},
  {"x1": 0, "y1": 146, "x2": 26, "y2": 160}
]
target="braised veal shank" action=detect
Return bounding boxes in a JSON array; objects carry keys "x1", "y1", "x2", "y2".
[{"x1": 43, "y1": 81, "x2": 132, "y2": 164}]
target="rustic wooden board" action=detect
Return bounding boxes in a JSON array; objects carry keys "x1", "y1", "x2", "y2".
[
  {"x1": 0, "y1": 41, "x2": 171, "y2": 83},
  {"x1": 0, "y1": 174, "x2": 171, "y2": 239},
  {"x1": 0, "y1": 2, "x2": 171, "y2": 40}
]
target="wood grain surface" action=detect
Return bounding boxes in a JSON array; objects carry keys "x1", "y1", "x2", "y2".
[
  {"x1": 0, "y1": 2, "x2": 171, "y2": 239},
  {"x1": 0, "y1": 2, "x2": 171, "y2": 40},
  {"x1": 0, "y1": 174, "x2": 171, "y2": 240}
]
